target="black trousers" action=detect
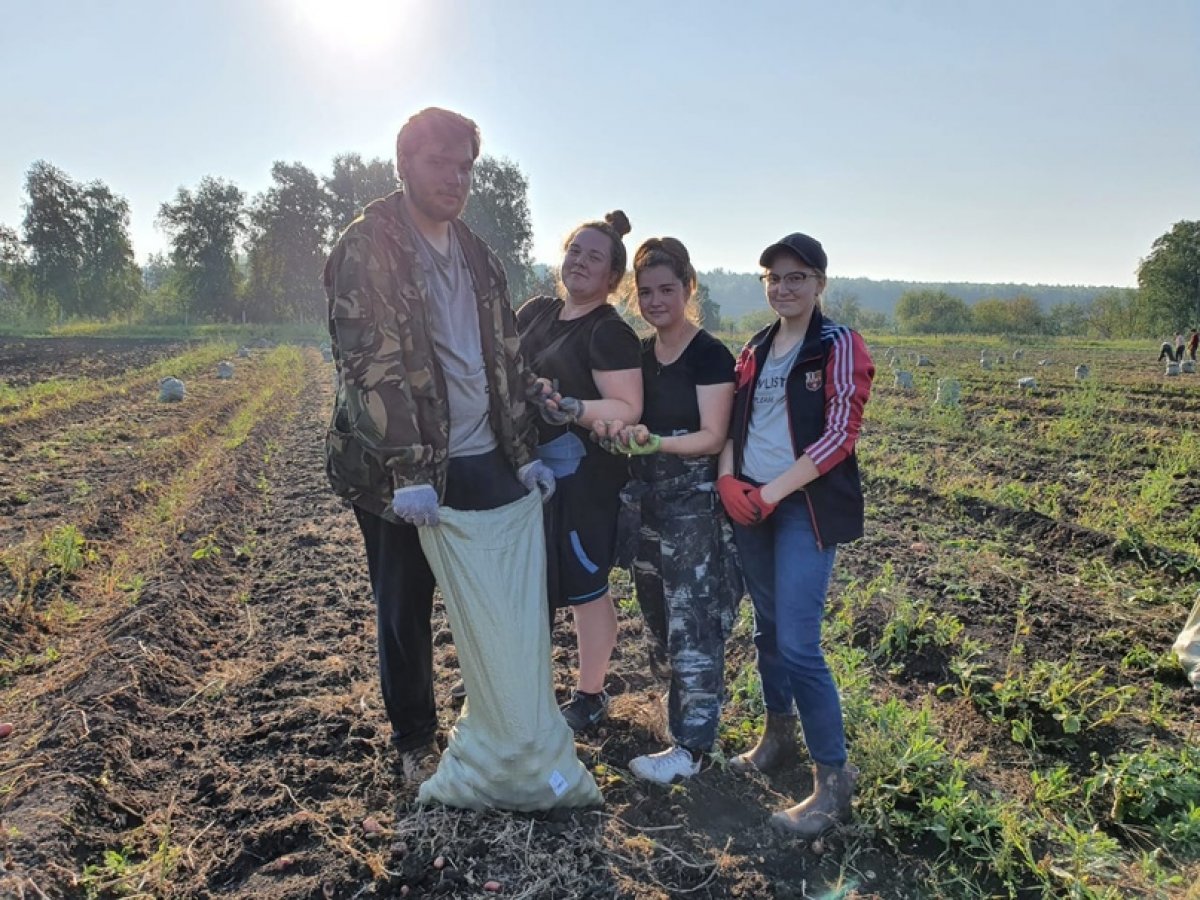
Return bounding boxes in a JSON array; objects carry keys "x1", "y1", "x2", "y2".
[{"x1": 353, "y1": 448, "x2": 524, "y2": 752}]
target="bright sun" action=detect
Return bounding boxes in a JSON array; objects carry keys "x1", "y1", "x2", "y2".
[{"x1": 286, "y1": 0, "x2": 417, "y2": 54}]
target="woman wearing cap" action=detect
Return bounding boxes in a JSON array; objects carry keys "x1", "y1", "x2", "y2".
[
  {"x1": 716, "y1": 232, "x2": 874, "y2": 836},
  {"x1": 517, "y1": 211, "x2": 643, "y2": 732},
  {"x1": 593, "y1": 236, "x2": 742, "y2": 784}
]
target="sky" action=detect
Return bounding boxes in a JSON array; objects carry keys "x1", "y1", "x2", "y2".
[{"x1": 1, "y1": 0, "x2": 1197, "y2": 287}]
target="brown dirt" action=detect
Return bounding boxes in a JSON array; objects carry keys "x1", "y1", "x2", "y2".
[
  {"x1": 0, "y1": 339, "x2": 908, "y2": 899},
  {"x1": 1, "y1": 337, "x2": 1195, "y2": 898},
  {"x1": 0, "y1": 337, "x2": 197, "y2": 388}
]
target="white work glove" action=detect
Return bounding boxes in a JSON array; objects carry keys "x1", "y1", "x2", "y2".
[
  {"x1": 518, "y1": 460, "x2": 556, "y2": 501},
  {"x1": 391, "y1": 484, "x2": 440, "y2": 526},
  {"x1": 540, "y1": 395, "x2": 584, "y2": 426}
]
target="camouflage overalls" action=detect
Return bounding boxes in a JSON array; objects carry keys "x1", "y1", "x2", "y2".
[{"x1": 622, "y1": 454, "x2": 743, "y2": 752}]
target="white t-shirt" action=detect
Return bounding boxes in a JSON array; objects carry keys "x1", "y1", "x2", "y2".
[
  {"x1": 742, "y1": 340, "x2": 804, "y2": 484},
  {"x1": 409, "y1": 217, "x2": 498, "y2": 458}
]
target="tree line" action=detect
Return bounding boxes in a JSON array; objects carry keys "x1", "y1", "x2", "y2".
[
  {"x1": 1, "y1": 155, "x2": 1196, "y2": 338},
  {"x1": 0, "y1": 154, "x2": 534, "y2": 326}
]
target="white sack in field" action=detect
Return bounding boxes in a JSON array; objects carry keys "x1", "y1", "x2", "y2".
[
  {"x1": 1173, "y1": 593, "x2": 1200, "y2": 690},
  {"x1": 417, "y1": 489, "x2": 601, "y2": 810}
]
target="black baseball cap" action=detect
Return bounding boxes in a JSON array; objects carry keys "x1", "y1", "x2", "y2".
[{"x1": 759, "y1": 233, "x2": 827, "y2": 272}]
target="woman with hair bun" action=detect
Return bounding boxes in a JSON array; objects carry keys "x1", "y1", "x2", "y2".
[
  {"x1": 517, "y1": 211, "x2": 643, "y2": 732},
  {"x1": 594, "y1": 236, "x2": 741, "y2": 783}
]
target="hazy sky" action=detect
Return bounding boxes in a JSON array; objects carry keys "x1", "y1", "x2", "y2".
[{"x1": 2, "y1": 0, "x2": 1197, "y2": 287}]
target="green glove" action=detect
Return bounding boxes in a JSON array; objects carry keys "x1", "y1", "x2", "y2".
[{"x1": 622, "y1": 433, "x2": 661, "y2": 456}]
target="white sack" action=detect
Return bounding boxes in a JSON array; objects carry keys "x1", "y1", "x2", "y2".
[
  {"x1": 417, "y1": 489, "x2": 601, "y2": 810},
  {"x1": 158, "y1": 377, "x2": 185, "y2": 402},
  {"x1": 1173, "y1": 593, "x2": 1200, "y2": 691}
]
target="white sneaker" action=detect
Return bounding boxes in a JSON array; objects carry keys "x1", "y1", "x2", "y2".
[{"x1": 630, "y1": 746, "x2": 701, "y2": 784}]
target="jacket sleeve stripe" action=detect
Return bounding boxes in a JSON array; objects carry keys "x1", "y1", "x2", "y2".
[{"x1": 803, "y1": 327, "x2": 873, "y2": 473}]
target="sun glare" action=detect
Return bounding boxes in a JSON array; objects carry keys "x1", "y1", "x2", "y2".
[{"x1": 286, "y1": 0, "x2": 417, "y2": 54}]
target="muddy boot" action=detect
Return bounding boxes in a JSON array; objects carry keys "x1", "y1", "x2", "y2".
[
  {"x1": 770, "y1": 762, "x2": 859, "y2": 838},
  {"x1": 729, "y1": 712, "x2": 798, "y2": 773},
  {"x1": 397, "y1": 741, "x2": 440, "y2": 786}
]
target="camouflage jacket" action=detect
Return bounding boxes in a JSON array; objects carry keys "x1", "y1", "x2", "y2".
[{"x1": 323, "y1": 191, "x2": 537, "y2": 519}]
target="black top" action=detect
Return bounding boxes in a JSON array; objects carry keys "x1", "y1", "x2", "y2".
[
  {"x1": 516, "y1": 295, "x2": 641, "y2": 446},
  {"x1": 641, "y1": 329, "x2": 735, "y2": 436}
]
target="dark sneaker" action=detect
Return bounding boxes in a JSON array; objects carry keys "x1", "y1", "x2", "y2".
[
  {"x1": 397, "y1": 742, "x2": 440, "y2": 785},
  {"x1": 450, "y1": 679, "x2": 466, "y2": 700},
  {"x1": 560, "y1": 689, "x2": 610, "y2": 733}
]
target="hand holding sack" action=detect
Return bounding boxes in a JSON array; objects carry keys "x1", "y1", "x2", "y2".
[
  {"x1": 518, "y1": 460, "x2": 556, "y2": 501},
  {"x1": 392, "y1": 484, "x2": 440, "y2": 526}
]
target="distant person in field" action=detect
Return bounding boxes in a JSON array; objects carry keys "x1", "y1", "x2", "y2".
[
  {"x1": 1188, "y1": 329, "x2": 1199, "y2": 361},
  {"x1": 1159, "y1": 336, "x2": 1184, "y2": 363},
  {"x1": 591, "y1": 236, "x2": 743, "y2": 784},
  {"x1": 516, "y1": 212, "x2": 643, "y2": 733},
  {"x1": 718, "y1": 232, "x2": 874, "y2": 838},
  {"x1": 323, "y1": 107, "x2": 556, "y2": 785}
]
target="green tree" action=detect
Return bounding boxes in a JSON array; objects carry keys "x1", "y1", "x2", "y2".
[
  {"x1": 738, "y1": 309, "x2": 778, "y2": 333},
  {"x1": 0, "y1": 224, "x2": 32, "y2": 319},
  {"x1": 22, "y1": 161, "x2": 85, "y2": 318},
  {"x1": 141, "y1": 252, "x2": 173, "y2": 294},
  {"x1": 1138, "y1": 220, "x2": 1200, "y2": 332},
  {"x1": 527, "y1": 264, "x2": 558, "y2": 299},
  {"x1": 824, "y1": 289, "x2": 862, "y2": 328},
  {"x1": 78, "y1": 182, "x2": 142, "y2": 320},
  {"x1": 1086, "y1": 289, "x2": 1142, "y2": 338},
  {"x1": 461, "y1": 156, "x2": 535, "y2": 303},
  {"x1": 971, "y1": 298, "x2": 1010, "y2": 334},
  {"x1": 695, "y1": 282, "x2": 722, "y2": 331},
  {"x1": 20, "y1": 162, "x2": 142, "y2": 320},
  {"x1": 894, "y1": 289, "x2": 971, "y2": 334},
  {"x1": 325, "y1": 153, "x2": 396, "y2": 237},
  {"x1": 1045, "y1": 301, "x2": 1088, "y2": 336},
  {"x1": 971, "y1": 295, "x2": 1045, "y2": 334},
  {"x1": 246, "y1": 161, "x2": 330, "y2": 323},
  {"x1": 1007, "y1": 295, "x2": 1045, "y2": 333},
  {"x1": 157, "y1": 177, "x2": 246, "y2": 323}
]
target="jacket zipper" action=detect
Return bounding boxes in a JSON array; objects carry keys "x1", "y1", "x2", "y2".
[{"x1": 782, "y1": 358, "x2": 826, "y2": 550}]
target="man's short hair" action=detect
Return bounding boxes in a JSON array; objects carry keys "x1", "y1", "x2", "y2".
[{"x1": 396, "y1": 108, "x2": 482, "y2": 168}]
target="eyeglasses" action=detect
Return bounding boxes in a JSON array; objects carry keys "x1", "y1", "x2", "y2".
[{"x1": 758, "y1": 271, "x2": 817, "y2": 290}]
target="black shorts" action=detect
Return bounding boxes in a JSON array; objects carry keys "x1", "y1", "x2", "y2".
[{"x1": 542, "y1": 462, "x2": 623, "y2": 608}]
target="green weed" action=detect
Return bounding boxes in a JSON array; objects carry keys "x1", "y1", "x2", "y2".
[{"x1": 41, "y1": 524, "x2": 92, "y2": 576}]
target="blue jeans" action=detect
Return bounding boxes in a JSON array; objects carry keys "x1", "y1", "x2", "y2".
[{"x1": 733, "y1": 493, "x2": 846, "y2": 767}]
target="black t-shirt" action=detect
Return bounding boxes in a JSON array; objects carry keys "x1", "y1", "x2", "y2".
[
  {"x1": 641, "y1": 329, "x2": 735, "y2": 436},
  {"x1": 516, "y1": 295, "x2": 642, "y2": 446}
]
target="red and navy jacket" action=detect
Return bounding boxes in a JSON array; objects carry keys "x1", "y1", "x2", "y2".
[{"x1": 730, "y1": 310, "x2": 874, "y2": 547}]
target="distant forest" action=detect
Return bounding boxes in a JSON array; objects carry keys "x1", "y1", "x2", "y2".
[
  {"x1": 699, "y1": 268, "x2": 1121, "y2": 322},
  {"x1": 3, "y1": 152, "x2": 1196, "y2": 338}
]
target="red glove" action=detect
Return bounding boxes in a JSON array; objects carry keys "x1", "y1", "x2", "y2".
[
  {"x1": 717, "y1": 475, "x2": 758, "y2": 526},
  {"x1": 747, "y1": 487, "x2": 778, "y2": 522}
]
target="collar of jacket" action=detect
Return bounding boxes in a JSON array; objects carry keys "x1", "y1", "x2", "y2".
[
  {"x1": 362, "y1": 190, "x2": 496, "y2": 303},
  {"x1": 749, "y1": 307, "x2": 827, "y2": 370}
]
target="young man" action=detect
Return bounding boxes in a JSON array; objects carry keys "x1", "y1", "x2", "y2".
[{"x1": 323, "y1": 107, "x2": 555, "y2": 783}]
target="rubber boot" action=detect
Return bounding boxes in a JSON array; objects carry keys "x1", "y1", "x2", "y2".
[
  {"x1": 770, "y1": 762, "x2": 859, "y2": 838},
  {"x1": 729, "y1": 712, "x2": 798, "y2": 773}
]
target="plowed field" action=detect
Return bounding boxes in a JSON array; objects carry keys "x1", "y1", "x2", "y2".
[{"x1": 1, "y1": 336, "x2": 1197, "y2": 899}]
